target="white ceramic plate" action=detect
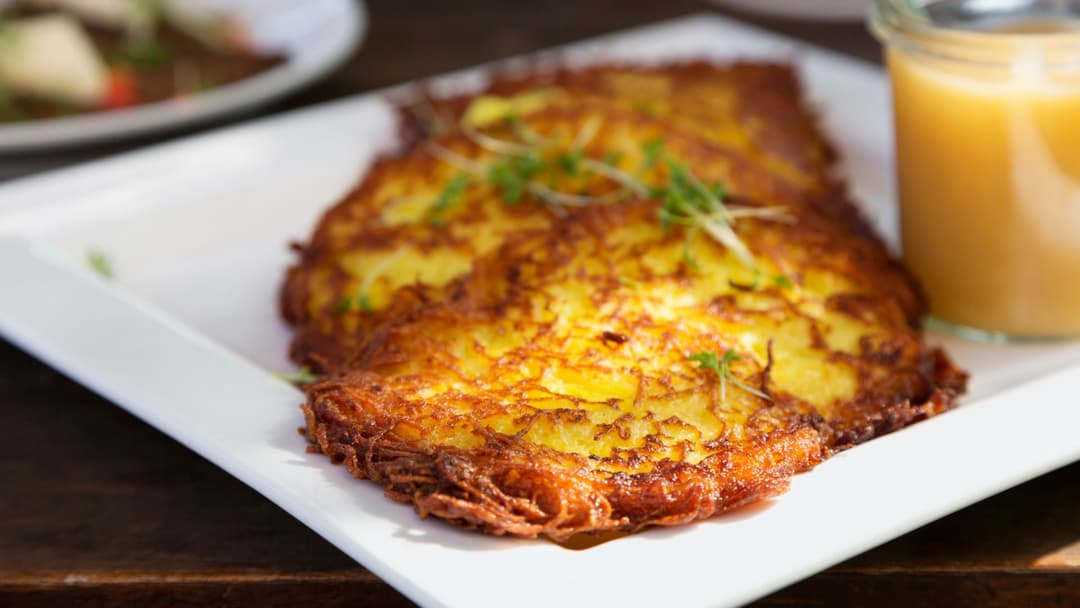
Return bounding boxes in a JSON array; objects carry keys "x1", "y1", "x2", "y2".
[
  {"x1": 0, "y1": 0, "x2": 365, "y2": 151},
  {"x1": 0, "y1": 14, "x2": 1077, "y2": 608}
]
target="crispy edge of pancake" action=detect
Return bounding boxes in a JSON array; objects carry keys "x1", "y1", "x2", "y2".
[
  {"x1": 302, "y1": 383, "x2": 960, "y2": 539},
  {"x1": 303, "y1": 382, "x2": 823, "y2": 539},
  {"x1": 297, "y1": 197, "x2": 968, "y2": 538},
  {"x1": 298, "y1": 200, "x2": 967, "y2": 540}
]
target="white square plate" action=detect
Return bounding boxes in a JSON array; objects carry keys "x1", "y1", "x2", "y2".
[{"x1": 1, "y1": 14, "x2": 1078, "y2": 608}]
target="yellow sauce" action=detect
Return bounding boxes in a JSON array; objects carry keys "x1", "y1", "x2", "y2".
[{"x1": 889, "y1": 21, "x2": 1080, "y2": 337}]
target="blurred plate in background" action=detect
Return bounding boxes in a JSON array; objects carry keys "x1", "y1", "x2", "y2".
[
  {"x1": 713, "y1": 0, "x2": 868, "y2": 21},
  {"x1": 0, "y1": 0, "x2": 365, "y2": 152}
]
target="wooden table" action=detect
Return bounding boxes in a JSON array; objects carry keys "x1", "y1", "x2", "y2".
[{"x1": 1, "y1": 1, "x2": 1077, "y2": 606}]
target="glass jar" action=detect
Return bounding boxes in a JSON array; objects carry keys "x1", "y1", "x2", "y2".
[{"x1": 870, "y1": 0, "x2": 1080, "y2": 342}]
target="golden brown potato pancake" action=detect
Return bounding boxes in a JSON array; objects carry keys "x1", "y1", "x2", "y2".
[
  {"x1": 403, "y1": 62, "x2": 836, "y2": 195},
  {"x1": 282, "y1": 62, "x2": 967, "y2": 540}
]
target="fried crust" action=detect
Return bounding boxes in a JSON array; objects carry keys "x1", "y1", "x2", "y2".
[
  {"x1": 283, "y1": 62, "x2": 968, "y2": 540},
  {"x1": 304, "y1": 378, "x2": 823, "y2": 538}
]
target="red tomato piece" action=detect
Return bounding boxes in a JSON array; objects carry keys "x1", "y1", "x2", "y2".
[{"x1": 102, "y1": 69, "x2": 139, "y2": 109}]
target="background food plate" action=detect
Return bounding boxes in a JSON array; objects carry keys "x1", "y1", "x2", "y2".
[
  {"x1": 0, "y1": 0, "x2": 365, "y2": 151},
  {"x1": 711, "y1": 0, "x2": 869, "y2": 21},
  {"x1": 0, "y1": 14, "x2": 1077, "y2": 608}
]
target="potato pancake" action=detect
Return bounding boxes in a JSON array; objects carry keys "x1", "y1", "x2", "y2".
[
  {"x1": 282, "y1": 62, "x2": 967, "y2": 540},
  {"x1": 404, "y1": 62, "x2": 836, "y2": 195}
]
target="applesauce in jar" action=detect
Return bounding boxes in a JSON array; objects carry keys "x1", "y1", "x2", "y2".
[{"x1": 871, "y1": 0, "x2": 1080, "y2": 340}]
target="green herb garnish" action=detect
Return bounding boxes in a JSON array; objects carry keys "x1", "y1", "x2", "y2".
[
  {"x1": 120, "y1": 38, "x2": 172, "y2": 67},
  {"x1": 773, "y1": 273, "x2": 794, "y2": 289},
  {"x1": 274, "y1": 366, "x2": 319, "y2": 385},
  {"x1": 682, "y1": 226, "x2": 702, "y2": 271},
  {"x1": 690, "y1": 349, "x2": 770, "y2": 402},
  {"x1": 640, "y1": 137, "x2": 665, "y2": 172},
  {"x1": 427, "y1": 173, "x2": 471, "y2": 224},
  {"x1": 334, "y1": 290, "x2": 374, "y2": 314},
  {"x1": 487, "y1": 152, "x2": 546, "y2": 204},
  {"x1": 557, "y1": 150, "x2": 583, "y2": 177},
  {"x1": 429, "y1": 121, "x2": 786, "y2": 272},
  {"x1": 334, "y1": 249, "x2": 406, "y2": 315},
  {"x1": 654, "y1": 154, "x2": 755, "y2": 266},
  {"x1": 745, "y1": 268, "x2": 763, "y2": 290},
  {"x1": 87, "y1": 250, "x2": 115, "y2": 279}
]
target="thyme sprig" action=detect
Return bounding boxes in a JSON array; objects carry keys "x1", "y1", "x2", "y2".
[
  {"x1": 428, "y1": 117, "x2": 792, "y2": 271},
  {"x1": 427, "y1": 140, "x2": 617, "y2": 213},
  {"x1": 689, "y1": 349, "x2": 770, "y2": 402},
  {"x1": 442, "y1": 115, "x2": 622, "y2": 210}
]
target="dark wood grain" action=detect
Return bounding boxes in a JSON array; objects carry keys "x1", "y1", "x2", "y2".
[{"x1": 1, "y1": 1, "x2": 1077, "y2": 606}]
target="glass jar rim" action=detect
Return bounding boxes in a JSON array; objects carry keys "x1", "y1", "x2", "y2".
[{"x1": 870, "y1": 0, "x2": 1080, "y2": 68}]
